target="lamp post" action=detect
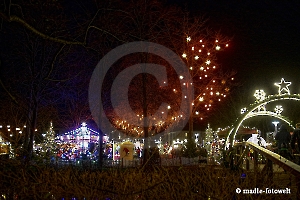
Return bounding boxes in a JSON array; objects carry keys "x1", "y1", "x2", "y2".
[{"x1": 272, "y1": 121, "x2": 279, "y2": 138}]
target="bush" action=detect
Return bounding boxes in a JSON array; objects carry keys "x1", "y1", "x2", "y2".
[
  {"x1": 181, "y1": 140, "x2": 199, "y2": 158},
  {"x1": 0, "y1": 159, "x2": 297, "y2": 199}
]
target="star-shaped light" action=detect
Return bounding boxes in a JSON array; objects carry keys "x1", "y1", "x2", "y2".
[
  {"x1": 274, "y1": 78, "x2": 291, "y2": 95},
  {"x1": 254, "y1": 90, "x2": 266, "y2": 102}
]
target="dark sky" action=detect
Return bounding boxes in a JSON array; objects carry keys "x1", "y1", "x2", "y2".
[
  {"x1": 2, "y1": 0, "x2": 300, "y2": 131},
  {"x1": 173, "y1": 0, "x2": 300, "y2": 100}
]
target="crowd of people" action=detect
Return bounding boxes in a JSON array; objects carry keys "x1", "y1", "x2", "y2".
[{"x1": 274, "y1": 123, "x2": 300, "y2": 162}]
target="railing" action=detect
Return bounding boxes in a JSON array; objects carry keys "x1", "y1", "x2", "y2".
[{"x1": 233, "y1": 141, "x2": 300, "y2": 196}]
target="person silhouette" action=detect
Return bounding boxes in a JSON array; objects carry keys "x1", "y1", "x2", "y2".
[
  {"x1": 291, "y1": 123, "x2": 300, "y2": 154},
  {"x1": 275, "y1": 124, "x2": 291, "y2": 158}
]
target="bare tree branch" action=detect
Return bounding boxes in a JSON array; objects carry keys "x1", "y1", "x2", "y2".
[
  {"x1": 0, "y1": 78, "x2": 18, "y2": 105},
  {"x1": 0, "y1": 13, "x2": 86, "y2": 45}
]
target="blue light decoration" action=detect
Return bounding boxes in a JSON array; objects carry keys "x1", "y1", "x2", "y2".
[{"x1": 55, "y1": 122, "x2": 108, "y2": 161}]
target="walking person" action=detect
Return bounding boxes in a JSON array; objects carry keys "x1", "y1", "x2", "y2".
[
  {"x1": 275, "y1": 124, "x2": 291, "y2": 159},
  {"x1": 291, "y1": 123, "x2": 300, "y2": 164}
]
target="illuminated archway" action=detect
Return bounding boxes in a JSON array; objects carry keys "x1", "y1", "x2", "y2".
[{"x1": 225, "y1": 78, "x2": 300, "y2": 147}]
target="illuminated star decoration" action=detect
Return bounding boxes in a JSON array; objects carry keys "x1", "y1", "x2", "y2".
[
  {"x1": 275, "y1": 105, "x2": 283, "y2": 115},
  {"x1": 274, "y1": 78, "x2": 291, "y2": 95}
]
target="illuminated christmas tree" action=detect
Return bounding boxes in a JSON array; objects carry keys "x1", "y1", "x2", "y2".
[
  {"x1": 204, "y1": 124, "x2": 214, "y2": 155},
  {"x1": 40, "y1": 121, "x2": 57, "y2": 159},
  {"x1": 204, "y1": 124, "x2": 220, "y2": 163}
]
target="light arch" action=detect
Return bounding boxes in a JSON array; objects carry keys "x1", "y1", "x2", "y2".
[{"x1": 225, "y1": 94, "x2": 300, "y2": 147}]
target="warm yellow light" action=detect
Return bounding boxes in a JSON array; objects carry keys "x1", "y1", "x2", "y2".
[
  {"x1": 205, "y1": 60, "x2": 211, "y2": 65},
  {"x1": 182, "y1": 53, "x2": 187, "y2": 58},
  {"x1": 200, "y1": 66, "x2": 204, "y2": 70},
  {"x1": 216, "y1": 45, "x2": 221, "y2": 50},
  {"x1": 187, "y1": 36, "x2": 191, "y2": 42},
  {"x1": 195, "y1": 56, "x2": 199, "y2": 60}
]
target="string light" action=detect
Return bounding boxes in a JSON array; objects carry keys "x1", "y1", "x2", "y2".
[{"x1": 226, "y1": 78, "x2": 299, "y2": 147}]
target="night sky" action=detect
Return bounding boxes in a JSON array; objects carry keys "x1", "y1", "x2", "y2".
[
  {"x1": 1, "y1": 0, "x2": 300, "y2": 132},
  {"x1": 178, "y1": 1, "x2": 300, "y2": 98}
]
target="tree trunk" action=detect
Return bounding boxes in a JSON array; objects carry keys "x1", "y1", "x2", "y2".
[
  {"x1": 188, "y1": 101, "x2": 194, "y2": 140},
  {"x1": 188, "y1": 114, "x2": 193, "y2": 140},
  {"x1": 25, "y1": 99, "x2": 38, "y2": 163},
  {"x1": 142, "y1": 72, "x2": 149, "y2": 166}
]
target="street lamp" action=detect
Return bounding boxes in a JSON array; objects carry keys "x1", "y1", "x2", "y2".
[{"x1": 272, "y1": 121, "x2": 279, "y2": 137}]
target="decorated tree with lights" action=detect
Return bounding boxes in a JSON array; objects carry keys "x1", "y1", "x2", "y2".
[
  {"x1": 204, "y1": 124, "x2": 221, "y2": 163},
  {"x1": 204, "y1": 124, "x2": 214, "y2": 155},
  {"x1": 180, "y1": 30, "x2": 235, "y2": 138},
  {"x1": 39, "y1": 121, "x2": 57, "y2": 159},
  {"x1": 100, "y1": 1, "x2": 185, "y2": 142}
]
